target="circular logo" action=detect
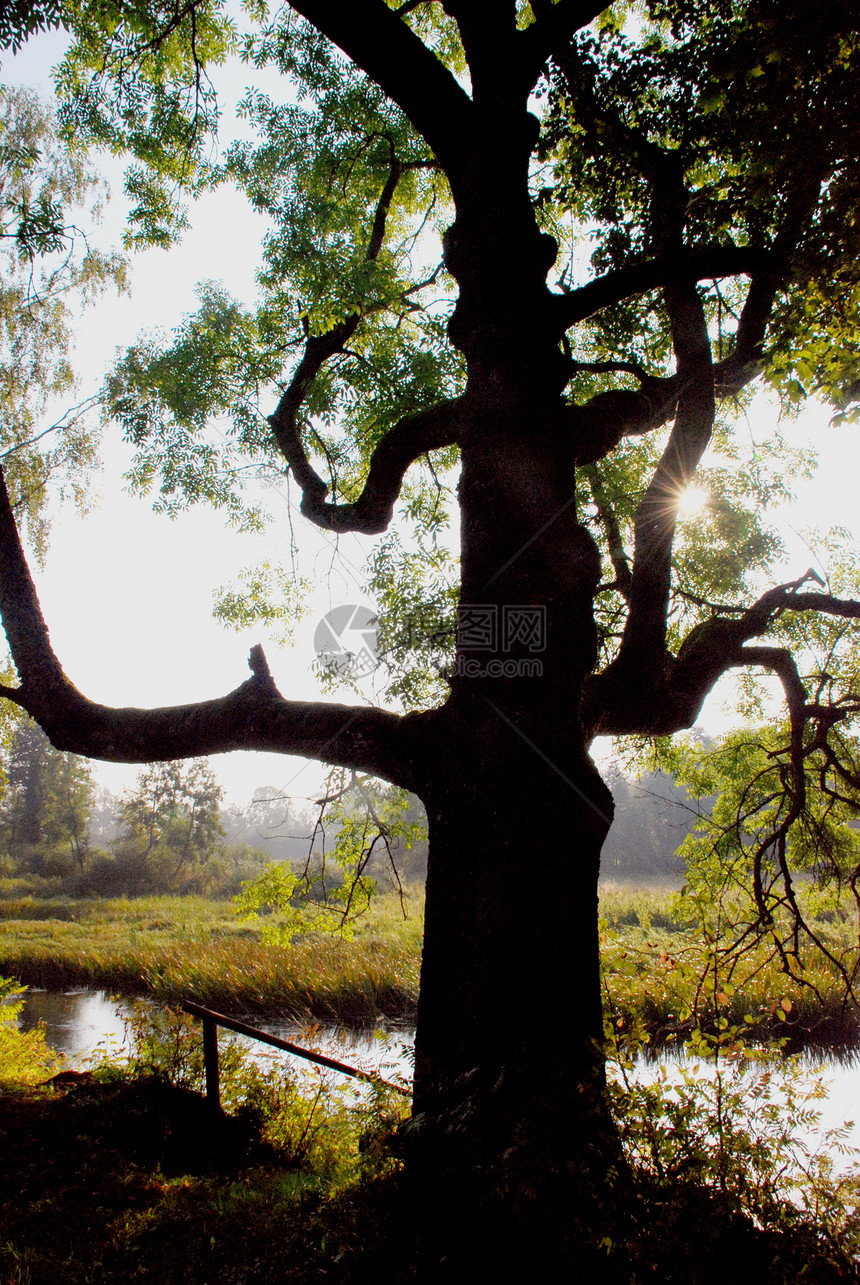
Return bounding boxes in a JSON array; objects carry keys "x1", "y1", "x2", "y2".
[{"x1": 314, "y1": 604, "x2": 379, "y2": 679}]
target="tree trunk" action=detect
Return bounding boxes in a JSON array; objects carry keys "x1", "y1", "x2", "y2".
[
  {"x1": 414, "y1": 741, "x2": 614, "y2": 1165},
  {"x1": 398, "y1": 360, "x2": 628, "y2": 1272},
  {"x1": 403, "y1": 725, "x2": 624, "y2": 1278}
]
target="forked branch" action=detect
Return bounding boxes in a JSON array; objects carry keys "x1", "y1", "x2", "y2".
[
  {"x1": 267, "y1": 142, "x2": 460, "y2": 535},
  {"x1": 272, "y1": 396, "x2": 461, "y2": 535},
  {"x1": 554, "y1": 246, "x2": 774, "y2": 335},
  {"x1": 667, "y1": 572, "x2": 860, "y2": 733}
]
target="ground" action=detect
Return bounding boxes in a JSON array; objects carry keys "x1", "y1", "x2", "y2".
[{"x1": 1, "y1": 1071, "x2": 856, "y2": 1285}]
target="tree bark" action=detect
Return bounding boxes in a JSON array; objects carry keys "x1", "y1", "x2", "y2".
[
  {"x1": 411, "y1": 734, "x2": 615, "y2": 1170},
  {"x1": 397, "y1": 335, "x2": 627, "y2": 1267}
]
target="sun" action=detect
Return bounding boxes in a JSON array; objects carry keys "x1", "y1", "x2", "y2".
[{"x1": 677, "y1": 486, "x2": 710, "y2": 517}]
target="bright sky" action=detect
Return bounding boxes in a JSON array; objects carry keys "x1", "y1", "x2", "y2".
[
  {"x1": 3, "y1": 26, "x2": 859, "y2": 808},
  {"x1": 2, "y1": 28, "x2": 370, "y2": 805}
]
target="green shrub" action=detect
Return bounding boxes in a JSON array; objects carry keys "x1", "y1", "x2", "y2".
[
  {"x1": 0, "y1": 976, "x2": 60, "y2": 1087},
  {"x1": 609, "y1": 1027, "x2": 860, "y2": 1267},
  {"x1": 106, "y1": 1002, "x2": 410, "y2": 1188}
]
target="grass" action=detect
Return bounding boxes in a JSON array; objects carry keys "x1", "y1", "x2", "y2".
[
  {"x1": 2, "y1": 881, "x2": 860, "y2": 1048},
  {"x1": 0, "y1": 892, "x2": 423, "y2": 1024}
]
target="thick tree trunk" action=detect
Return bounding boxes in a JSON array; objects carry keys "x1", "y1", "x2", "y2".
[
  {"x1": 399, "y1": 349, "x2": 627, "y2": 1272},
  {"x1": 402, "y1": 714, "x2": 624, "y2": 1279},
  {"x1": 413, "y1": 741, "x2": 614, "y2": 1170}
]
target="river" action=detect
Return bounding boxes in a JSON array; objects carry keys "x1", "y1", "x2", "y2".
[
  {"x1": 16, "y1": 987, "x2": 860, "y2": 1165},
  {"x1": 18, "y1": 987, "x2": 415, "y2": 1084}
]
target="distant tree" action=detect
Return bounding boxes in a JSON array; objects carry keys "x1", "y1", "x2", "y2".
[
  {"x1": 601, "y1": 765, "x2": 701, "y2": 882},
  {"x1": 0, "y1": 718, "x2": 95, "y2": 872},
  {"x1": 87, "y1": 784, "x2": 122, "y2": 848},
  {"x1": 115, "y1": 757, "x2": 225, "y2": 891},
  {"x1": 220, "y1": 787, "x2": 315, "y2": 863}
]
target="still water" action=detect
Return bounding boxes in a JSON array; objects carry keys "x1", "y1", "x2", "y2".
[
  {"x1": 18, "y1": 988, "x2": 414, "y2": 1084},
  {"x1": 17, "y1": 988, "x2": 860, "y2": 1162}
]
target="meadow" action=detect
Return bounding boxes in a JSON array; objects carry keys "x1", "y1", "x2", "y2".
[
  {"x1": 1, "y1": 881, "x2": 858, "y2": 1049},
  {"x1": 0, "y1": 891, "x2": 422, "y2": 1024}
]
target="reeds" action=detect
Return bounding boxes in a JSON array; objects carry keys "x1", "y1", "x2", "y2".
[{"x1": 0, "y1": 893, "x2": 422, "y2": 1024}]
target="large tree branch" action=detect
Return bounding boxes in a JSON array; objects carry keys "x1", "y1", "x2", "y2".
[
  {"x1": 611, "y1": 273, "x2": 715, "y2": 673},
  {"x1": 287, "y1": 0, "x2": 473, "y2": 173},
  {"x1": 721, "y1": 646, "x2": 808, "y2": 819},
  {"x1": 553, "y1": 246, "x2": 774, "y2": 334},
  {"x1": 284, "y1": 397, "x2": 462, "y2": 534},
  {"x1": 266, "y1": 145, "x2": 462, "y2": 534},
  {"x1": 568, "y1": 380, "x2": 681, "y2": 462},
  {"x1": 266, "y1": 146, "x2": 406, "y2": 496},
  {"x1": 584, "y1": 572, "x2": 860, "y2": 738},
  {"x1": 519, "y1": 0, "x2": 608, "y2": 86},
  {"x1": 668, "y1": 575, "x2": 860, "y2": 717},
  {"x1": 0, "y1": 468, "x2": 420, "y2": 789}
]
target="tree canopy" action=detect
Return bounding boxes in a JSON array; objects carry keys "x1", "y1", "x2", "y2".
[
  {"x1": 0, "y1": 83, "x2": 125, "y2": 557},
  {"x1": 3, "y1": 0, "x2": 860, "y2": 1272}
]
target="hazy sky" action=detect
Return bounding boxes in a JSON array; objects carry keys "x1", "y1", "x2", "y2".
[
  {"x1": 2, "y1": 25, "x2": 859, "y2": 808},
  {"x1": 3, "y1": 28, "x2": 371, "y2": 805}
]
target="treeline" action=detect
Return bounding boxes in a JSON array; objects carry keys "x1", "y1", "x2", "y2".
[
  {"x1": 600, "y1": 764, "x2": 702, "y2": 883},
  {"x1": 0, "y1": 721, "x2": 694, "y2": 899},
  {"x1": 0, "y1": 721, "x2": 429, "y2": 899},
  {"x1": 0, "y1": 722, "x2": 298, "y2": 897}
]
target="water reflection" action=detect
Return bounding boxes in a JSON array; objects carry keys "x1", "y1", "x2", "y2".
[
  {"x1": 615, "y1": 1043, "x2": 860, "y2": 1166},
  {"x1": 19, "y1": 990, "x2": 858, "y2": 1160},
  {"x1": 19, "y1": 989, "x2": 414, "y2": 1083},
  {"x1": 20, "y1": 989, "x2": 133, "y2": 1064}
]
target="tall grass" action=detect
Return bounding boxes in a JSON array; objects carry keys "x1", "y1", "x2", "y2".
[
  {"x1": 599, "y1": 880, "x2": 860, "y2": 1051},
  {"x1": 3, "y1": 882, "x2": 859, "y2": 1047},
  {"x1": 0, "y1": 892, "x2": 423, "y2": 1023}
]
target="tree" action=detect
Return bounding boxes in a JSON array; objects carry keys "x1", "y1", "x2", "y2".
[
  {"x1": 2, "y1": 0, "x2": 860, "y2": 1266},
  {"x1": 0, "y1": 717, "x2": 95, "y2": 873},
  {"x1": 0, "y1": 83, "x2": 125, "y2": 558},
  {"x1": 599, "y1": 763, "x2": 694, "y2": 881},
  {"x1": 114, "y1": 757, "x2": 225, "y2": 891}
]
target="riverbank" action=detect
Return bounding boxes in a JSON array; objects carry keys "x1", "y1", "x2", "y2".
[
  {"x1": 3, "y1": 1005, "x2": 859, "y2": 1285},
  {"x1": 2, "y1": 885, "x2": 859, "y2": 1046},
  {"x1": 4, "y1": 886, "x2": 860, "y2": 1282}
]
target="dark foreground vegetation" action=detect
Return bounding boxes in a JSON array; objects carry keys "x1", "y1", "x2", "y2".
[{"x1": 2, "y1": 994, "x2": 859, "y2": 1285}]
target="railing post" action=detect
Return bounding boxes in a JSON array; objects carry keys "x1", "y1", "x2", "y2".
[
  {"x1": 182, "y1": 999, "x2": 411, "y2": 1099},
  {"x1": 201, "y1": 1015, "x2": 220, "y2": 1115}
]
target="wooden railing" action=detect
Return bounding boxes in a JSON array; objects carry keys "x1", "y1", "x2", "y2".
[{"x1": 182, "y1": 1000, "x2": 411, "y2": 1113}]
